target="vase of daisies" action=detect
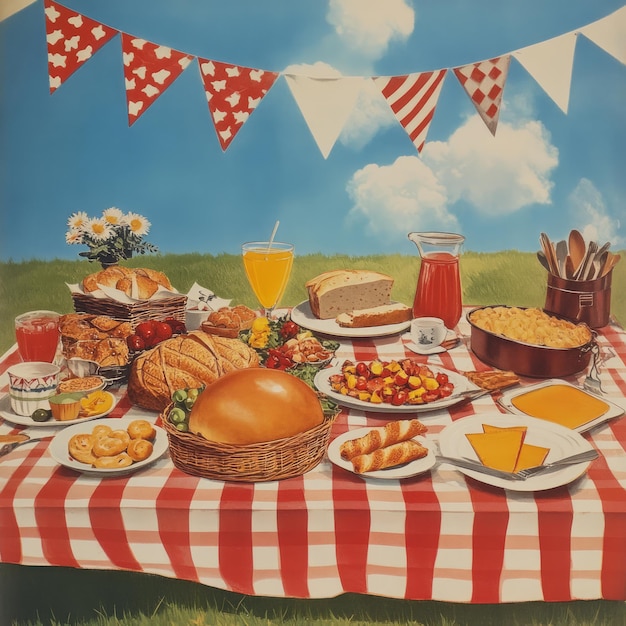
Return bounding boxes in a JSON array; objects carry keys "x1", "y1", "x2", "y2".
[{"x1": 66, "y1": 207, "x2": 159, "y2": 267}]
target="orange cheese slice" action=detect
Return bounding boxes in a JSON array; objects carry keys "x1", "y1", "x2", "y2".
[
  {"x1": 465, "y1": 429, "x2": 526, "y2": 473},
  {"x1": 513, "y1": 443, "x2": 550, "y2": 472},
  {"x1": 511, "y1": 384, "x2": 609, "y2": 429}
]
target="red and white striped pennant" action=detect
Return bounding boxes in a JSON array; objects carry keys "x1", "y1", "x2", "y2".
[
  {"x1": 44, "y1": 0, "x2": 118, "y2": 93},
  {"x1": 198, "y1": 59, "x2": 279, "y2": 150},
  {"x1": 374, "y1": 69, "x2": 447, "y2": 153},
  {"x1": 453, "y1": 56, "x2": 510, "y2": 135},
  {"x1": 121, "y1": 33, "x2": 194, "y2": 126}
]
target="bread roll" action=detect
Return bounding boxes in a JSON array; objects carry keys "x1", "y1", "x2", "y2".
[
  {"x1": 305, "y1": 270, "x2": 394, "y2": 319},
  {"x1": 351, "y1": 439, "x2": 428, "y2": 474},
  {"x1": 127, "y1": 331, "x2": 260, "y2": 411},
  {"x1": 340, "y1": 419, "x2": 427, "y2": 460},
  {"x1": 188, "y1": 368, "x2": 324, "y2": 445},
  {"x1": 336, "y1": 302, "x2": 411, "y2": 328},
  {"x1": 81, "y1": 266, "x2": 173, "y2": 300}
]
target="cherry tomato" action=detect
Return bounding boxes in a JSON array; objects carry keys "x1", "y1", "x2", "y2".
[
  {"x1": 154, "y1": 321, "x2": 173, "y2": 342},
  {"x1": 164, "y1": 317, "x2": 186, "y2": 334},
  {"x1": 423, "y1": 391, "x2": 440, "y2": 403},
  {"x1": 355, "y1": 362, "x2": 369, "y2": 377},
  {"x1": 355, "y1": 376, "x2": 369, "y2": 391},
  {"x1": 136, "y1": 321, "x2": 157, "y2": 343},
  {"x1": 266, "y1": 354, "x2": 280, "y2": 369},
  {"x1": 279, "y1": 320, "x2": 299, "y2": 339},
  {"x1": 436, "y1": 372, "x2": 449, "y2": 385},
  {"x1": 439, "y1": 382, "x2": 454, "y2": 397},
  {"x1": 391, "y1": 390, "x2": 409, "y2": 406},
  {"x1": 127, "y1": 334, "x2": 146, "y2": 352}
]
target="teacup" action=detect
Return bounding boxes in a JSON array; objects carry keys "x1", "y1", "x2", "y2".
[
  {"x1": 410, "y1": 317, "x2": 447, "y2": 349},
  {"x1": 7, "y1": 362, "x2": 61, "y2": 416}
]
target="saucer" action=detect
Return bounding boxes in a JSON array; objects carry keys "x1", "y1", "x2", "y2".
[{"x1": 405, "y1": 329, "x2": 457, "y2": 355}]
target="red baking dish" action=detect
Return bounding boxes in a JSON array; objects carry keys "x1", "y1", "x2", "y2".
[{"x1": 467, "y1": 305, "x2": 595, "y2": 378}]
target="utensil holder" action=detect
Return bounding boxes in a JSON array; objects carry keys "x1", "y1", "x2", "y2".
[{"x1": 544, "y1": 271, "x2": 612, "y2": 328}]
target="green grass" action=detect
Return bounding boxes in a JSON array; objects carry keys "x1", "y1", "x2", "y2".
[
  {"x1": 0, "y1": 251, "x2": 623, "y2": 354},
  {"x1": 0, "y1": 253, "x2": 624, "y2": 625}
]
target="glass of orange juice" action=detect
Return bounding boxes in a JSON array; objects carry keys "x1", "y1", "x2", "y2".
[{"x1": 242, "y1": 241, "x2": 294, "y2": 318}]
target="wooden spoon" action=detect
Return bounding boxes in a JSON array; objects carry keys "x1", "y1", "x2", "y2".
[
  {"x1": 601, "y1": 252, "x2": 621, "y2": 277},
  {"x1": 536, "y1": 250, "x2": 550, "y2": 272},
  {"x1": 565, "y1": 255, "x2": 575, "y2": 279},
  {"x1": 568, "y1": 229, "x2": 586, "y2": 275}
]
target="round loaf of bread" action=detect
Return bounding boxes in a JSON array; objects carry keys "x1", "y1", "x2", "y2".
[{"x1": 188, "y1": 368, "x2": 324, "y2": 445}]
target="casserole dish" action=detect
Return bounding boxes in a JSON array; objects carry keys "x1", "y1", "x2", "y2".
[{"x1": 467, "y1": 305, "x2": 595, "y2": 378}]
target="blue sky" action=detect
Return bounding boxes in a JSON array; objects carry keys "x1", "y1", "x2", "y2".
[{"x1": 1, "y1": 0, "x2": 625, "y2": 262}]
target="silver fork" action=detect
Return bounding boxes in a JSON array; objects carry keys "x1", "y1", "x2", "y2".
[
  {"x1": 0, "y1": 437, "x2": 52, "y2": 457},
  {"x1": 583, "y1": 346, "x2": 616, "y2": 396},
  {"x1": 514, "y1": 449, "x2": 599, "y2": 480}
]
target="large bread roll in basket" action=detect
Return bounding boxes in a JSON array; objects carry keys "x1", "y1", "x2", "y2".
[{"x1": 128, "y1": 331, "x2": 259, "y2": 411}]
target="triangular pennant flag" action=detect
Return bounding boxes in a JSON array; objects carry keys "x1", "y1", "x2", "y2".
[
  {"x1": 453, "y1": 56, "x2": 511, "y2": 135},
  {"x1": 374, "y1": 69, "x2": 447, "y2": 153},
  {"x1": 44, "y1": 0, "x2": 118, "y2": 93},
  {"x1": 197, "y1": 59, "x2": 279, "y2": 151},
  {"x1": 579, "y1": 6, "x2": 626, "y2": 65},
  {"x1": 121, "y1": 33, "x2": 194, "y2": 126},
  {"x1": 284, "y1": 75, "x2": 366, "y2": 158},
  {"x1": 513, "y1": 32, "x2": 577, "y2": 114}
]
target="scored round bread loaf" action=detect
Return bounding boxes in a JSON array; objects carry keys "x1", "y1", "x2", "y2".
[
  {"x1": 188, "y1": 368, "x2": 325, "y2": 445},
  {"x1": 127, "y1": 331, "x2": 260, "y2": 411}
]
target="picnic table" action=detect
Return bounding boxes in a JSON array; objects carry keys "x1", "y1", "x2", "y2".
[{"x1": 1, "y1": 308, "x2": 625, "y2": 603}]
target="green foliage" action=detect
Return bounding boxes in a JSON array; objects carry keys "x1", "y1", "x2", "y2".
[{"x1": 0, "y1": 252, "x2": 623, "y2": 355}]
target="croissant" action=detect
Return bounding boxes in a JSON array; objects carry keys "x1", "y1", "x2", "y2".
[
  {"x1": 340, "y1": 418, "x2": 427, "y2": 460},
  {"x1": 127, "y1": 331, "x2": 260, "y2": 411},
  {"x1": 351, "y1": 439, "x2": 428, "y2": 474}
]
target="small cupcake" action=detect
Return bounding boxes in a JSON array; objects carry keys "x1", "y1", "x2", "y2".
[{"x1": 49, "y1": 393, "x2": 83, "y2": 421}]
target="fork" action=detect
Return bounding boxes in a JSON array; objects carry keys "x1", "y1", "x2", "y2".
[
  {"x1": 583, "y1": 346, "x2": 616, "y2": 396},
  {"x1": 513, "y1": 449, "x2": 599, "y2": 479},
  {"x1": 0, "y1": 437, "x2": 52, "y2": 457}
]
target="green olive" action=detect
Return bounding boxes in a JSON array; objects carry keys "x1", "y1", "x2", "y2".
[
  {"x1": 184, "y1": 397, "x2": 196, "y2": 410},
  {"x1": 31, "y1": 408, "x2": 52, "y2": 422},
  {"x1": 175, "y1": 422, "x2": 189, "y2": 432},
  {"x1": 186, "y1": 388, "x2": 199, "y2": 401},
  {"x1": 168, "y1": 407, "x2": 187, "y2": 424},
  {"x1": 172, "y1": 389, "x2": 187, "y2": 403}
]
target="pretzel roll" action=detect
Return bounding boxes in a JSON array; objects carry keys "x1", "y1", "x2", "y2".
[
  {"x1": 92, "y1": 436, "x2": 127, "y2": 457},
  {"x1": 351, "y1": 439, "x2": 428, "y2": 474},
  {"x1": 127, "y1": 419, "x2": 156, "y2": 440},
  {"x1": 93, "y1": 453, "x2": 133, "y2": 469},
  {"x1": 127, "y1": 438, "x2": 153, "y2": 462},
  {"x1": 340, "y1": 419, "x2": 427, "y2": 460}
]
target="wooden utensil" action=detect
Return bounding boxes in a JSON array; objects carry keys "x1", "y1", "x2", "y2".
[
  {"x1": 555, "y1": 240, "x2": 568, "y2": 278},
  {"x1": 565, "y1": 255, "x2": 575, "y2": 279},
  {"x1": 539, "y1": 233, "x2": 558, "y2": 275},
  {"x1": 575, "y1": 240, "x2": 597, "y2": 280},
  {"x1": 536, "y1": 250, "x2": 550, "y2": 272},
  {"x1": 568, "y1": 229, "x2": 586, "y2": 275},
  {"x1": 601, "y1": 252, "x2": 621, "y2": 277}
]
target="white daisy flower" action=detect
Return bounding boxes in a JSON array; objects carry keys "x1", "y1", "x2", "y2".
[
  {"x1": 126, "y1": 212, "x2": 151, "y2": 236},
  {"x1": 85, "y1": 217, "x2": 114, "y2": 241},
  {"x1": 67, "y1": 211, "x2": 89, "y2": 231},
  {"x1": 65, "y1": 229, "x2": 83, "y2": 244},
  {"x1": 102, "y1": 207, "x2": 125, "y2": 226}
]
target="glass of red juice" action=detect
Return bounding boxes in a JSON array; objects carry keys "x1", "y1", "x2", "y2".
[
  {"x1": 408, "y1": 232, "x2": 465, "y2": 329},
  {"x1": 15, "y1": 310, "x2": 61, "y2": 362}
]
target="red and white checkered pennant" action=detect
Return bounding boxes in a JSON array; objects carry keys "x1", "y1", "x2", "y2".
[
  {"x1": 453, "y1": 56, "x2": 510, "y2": 135},
  {"x1": 198, "y1": 59, "x2": 279, "y2": 150},
  {"x1": 44, "y1": 0, "x2": 118, "y2": 93},
  {"x1": 374, "y1": 69, "x2": 447, "y2": 153},
  {"x1": 121, "y1": 33, "x2": 194, "y2": 126}
]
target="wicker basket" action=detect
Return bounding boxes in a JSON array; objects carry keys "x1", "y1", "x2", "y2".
[
  {"x1": 162, "y1": 406, "x2": 337, "y2": 482},
  {"x1": 72, "y1": 293, "x2": 187, "y2": 331}
]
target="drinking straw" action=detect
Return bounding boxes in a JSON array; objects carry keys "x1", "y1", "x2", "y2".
[{"x1": 268, "y1": 220, "x2": 280, "y2": 250}]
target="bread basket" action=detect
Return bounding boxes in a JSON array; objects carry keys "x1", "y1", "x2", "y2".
[{"x1": 162, "y1": 405, "x2": 337, "y2": 482}]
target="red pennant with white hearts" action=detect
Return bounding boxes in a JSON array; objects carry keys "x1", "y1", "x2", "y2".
[
  {"x1": 121, "y1": 33, "x2": 194, "y2": 126},
  {"x1": 197, "y1": 59, "x2": 279, "y2": 150},
  {"x1": 44, "y1": 0, "x2": 118, "y2": 93},
  {"x1": 374, "y1": 69, "x2": 447, "y2": 153},
  {"x1": 453, "y1": 56, "x2": 511, "y2": 135}
]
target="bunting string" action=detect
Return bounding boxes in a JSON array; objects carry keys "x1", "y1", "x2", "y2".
[{"x1": 44, "y1": 0, "x2": 626, "y2": 158}]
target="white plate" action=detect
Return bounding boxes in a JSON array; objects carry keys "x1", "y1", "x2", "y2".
[
  {"x1": 328, "y1": 428, "x2": 436, "y2": 479},
  {"x1": 0, "y1": 392, "x2": 118, "y2": 428},
  {"x1": 497, "y1": 379, "x2": 624, "y2": 433},
  {"x1": 290, "y1": 301, "x2": 411, "y2": 338},
  {"x1": 314, "y1": 364, "x2": 478, "y2": 414},
  {"x1": 49, "y1": 417, "x2": 168, "y2": 476},
  {"x1": 437, "y1": 413, "x2": 594, "y2": 491}
]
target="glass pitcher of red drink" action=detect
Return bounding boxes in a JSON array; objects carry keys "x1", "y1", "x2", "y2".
[{"x1": 408, "y1": 232, "x2": 464, "y2": 329}]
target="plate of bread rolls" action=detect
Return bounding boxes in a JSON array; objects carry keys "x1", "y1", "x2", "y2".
[{"x1": 327, "y1": 418, "x2": 436, "y2": 479}]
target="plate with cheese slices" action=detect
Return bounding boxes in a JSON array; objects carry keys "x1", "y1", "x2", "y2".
[
  {"x1": 291, "y1": 301, "x2": 412, "y2": 338},
  {"x1": 438, "y1": 413, "x2": 595, "y2": 491}
]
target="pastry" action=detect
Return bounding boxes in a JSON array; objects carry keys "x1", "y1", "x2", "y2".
[
  {"x1": 340, "y1": 419, "x2": 427, "y2": 460},
  {"x1": 351, "y1": 439, "x2": 429, "y2": 473}
]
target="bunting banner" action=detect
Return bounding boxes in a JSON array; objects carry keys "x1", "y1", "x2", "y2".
[{"x1": 43, "y1": 0, "x2": 626, "y2": 157}]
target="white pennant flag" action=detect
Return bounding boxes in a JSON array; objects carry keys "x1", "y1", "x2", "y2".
[
  {"x1": 579, "y1": 6, "x2": 626, "y2": 65},
  {"x1": 284, "y1": 75, "x2": 366, "y2": 158},
  {"x1": 513, "y1": 32, "x2": 577, "y2": 114}
]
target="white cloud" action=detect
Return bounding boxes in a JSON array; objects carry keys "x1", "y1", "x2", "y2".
[
  {"x1": 347, "y1": 113, "x2": 560, "y2": 236},
  {"x1": 421, "y1": 115, "x2": 558, "y2": 216},
  {"x1": 326, "y1": 0, "x2": 414, "y2": 59},
  {"x1": 347, "y1": 155, "x2": 459, "y2": 237},
  {"x1": 568, "y1": 178, "x2": 623, "y2": 247},
  {"x1": 283, "y1": 61, "x2": 342, "y2": 78}
]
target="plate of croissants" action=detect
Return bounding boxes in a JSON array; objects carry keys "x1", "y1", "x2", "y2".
[
  {"x1": 327, "y1": 418, "x2": 436, "y2": 479},
  {"x1": 49, "y1": 417, "x2": 168, "y2": 476}
]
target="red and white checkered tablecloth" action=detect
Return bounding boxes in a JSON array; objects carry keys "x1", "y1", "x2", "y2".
[{"x1": 1, "y1": 310, "x2": 625, "y2": 603}]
